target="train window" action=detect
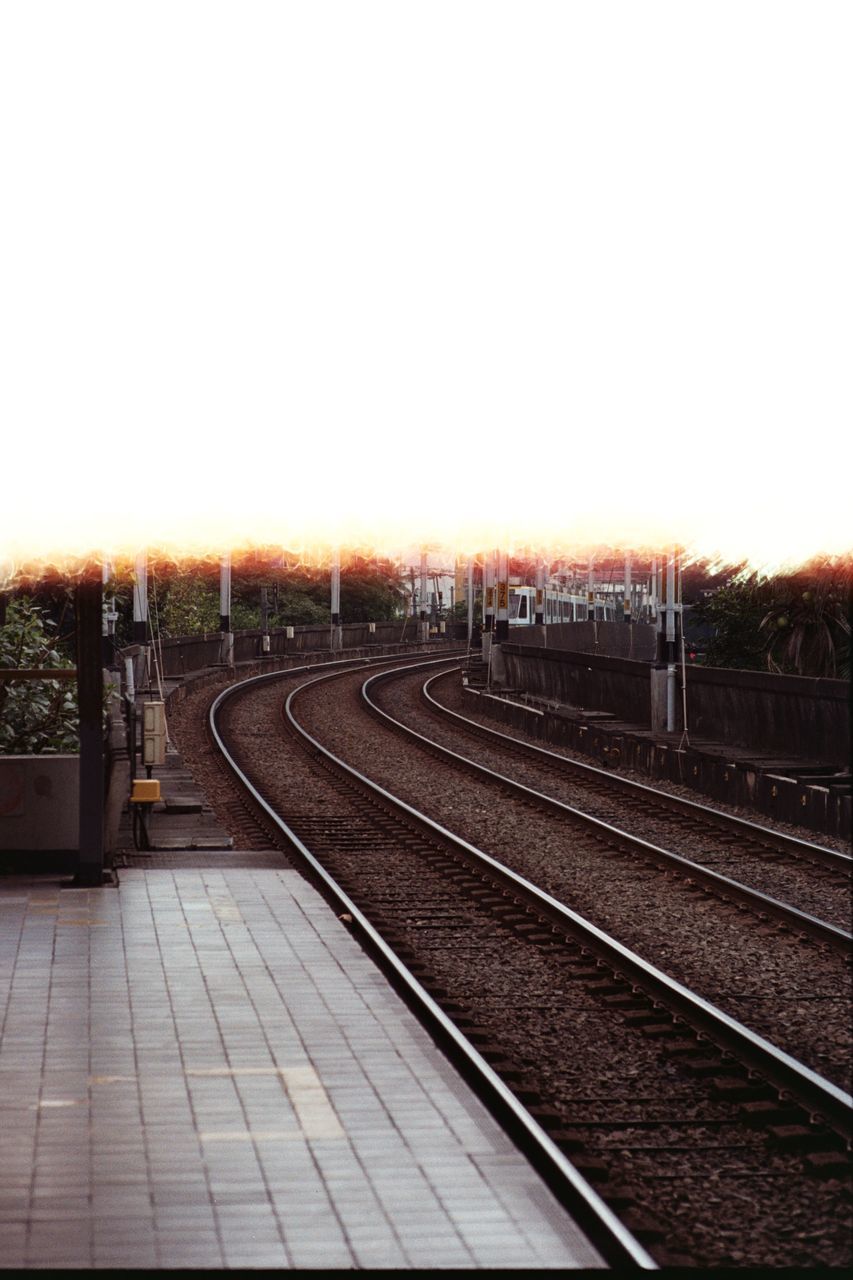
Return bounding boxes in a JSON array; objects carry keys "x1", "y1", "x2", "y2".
[{"x1": 518, "y1": 594, "x2": 528, "y2": 619}]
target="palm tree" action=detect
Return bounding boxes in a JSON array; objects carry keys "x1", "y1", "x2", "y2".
[{"x1": 759, "y1": 579, "x2": 850, "y2": 678}]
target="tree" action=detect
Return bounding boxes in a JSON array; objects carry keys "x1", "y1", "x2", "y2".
[
  {"x1": 0, "y1": 598, "x2": 79, "y2": 753},
  {"x1": 692, "y1": 564, "x2": 852, "y2": 678},
  {"x1": 691, "y1": 578, "x2": 775, "y2": 670},
  {"x1": 759, "y1": 578, "x2": 850, "y2": 678}
]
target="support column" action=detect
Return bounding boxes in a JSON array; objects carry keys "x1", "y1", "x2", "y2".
[
  {"x1": 623, "y1": 553, "x2": 632, "y2": 623},
  {"x1": 102, "y1": 557, "x2": 117, "y2": 666},
  {"x1": 75, "y1": 568, "x2": 105, "y2": 886},
  {"x1": 587, "y1": 555, "x2": 595, "y2": 621},
  {"x1": 656, "y1": 546, "x2": 678, "y2": 731},
  {"x1": 133, "y1": 550, "x2": 148, "y2": 645},
  {"x1": 483, "y1": 551, "x2": 495, "y2": 633},
  {"x1": 495, "y1": 549, "x2": 509, "y2": 643},
  {"x1": 535, "y1": 558, "x2": 545, "y2": 626},
  {"x1": 220, "y1": 551, "x2": 233, "y2": 665},
  {"x1": 419, "y1": 551, "x2": 429, "y2": 643},
  {"x1": 331, "y1": 547, "x2": 342, "y2": 652}
]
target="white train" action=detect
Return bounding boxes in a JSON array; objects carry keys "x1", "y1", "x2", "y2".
[{"x1": 508, "y1": 585, "x2": 618, "y2": 625}]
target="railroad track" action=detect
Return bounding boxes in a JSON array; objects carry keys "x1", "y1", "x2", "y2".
[
  {"x1": 362, "y1": 664, "x2": 852, "y2": 953},
  {"x1": 429, "y1": 667, "x2": 851, "y2": 880},
  {"x1": 207, "y1": 660, "x2": 852, "y2": 1269},
  {"x1": 166, "y1": 648, "x2": 467, "y2": 854}
]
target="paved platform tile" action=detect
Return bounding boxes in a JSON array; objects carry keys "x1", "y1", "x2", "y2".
[{"x1": 0, "y1": 868, "x2": 604, "y2": 1270}]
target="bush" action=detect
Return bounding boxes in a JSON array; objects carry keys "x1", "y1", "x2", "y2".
[{"x1": 0, "y1": 598, "x2": 79, "y2": 753}]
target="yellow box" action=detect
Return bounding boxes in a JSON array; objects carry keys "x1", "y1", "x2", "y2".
[{"x1": 130, "y1": 779, "x2": 161, "y2": 803}]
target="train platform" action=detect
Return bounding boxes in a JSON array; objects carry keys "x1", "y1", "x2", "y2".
[{"x1": 0, "y1": 858, "x2": 605, "y2": 1270}]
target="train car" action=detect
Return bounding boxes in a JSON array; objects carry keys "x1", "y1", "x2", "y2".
[{"x1": 508, "y1": 585, "x2": 618, "y2": 625}]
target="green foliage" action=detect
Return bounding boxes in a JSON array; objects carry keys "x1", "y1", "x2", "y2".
[
  {"x1": 145, "y1": 557, "x2": 406, "y2": 636},
  {"x1": 693, "y1": 566, "x2": 851, "y2": 678},
  {"x1": 0, "y1": 598, "x2": 79, "y2": 753},
  {"x1": 153, "y1": 576, "x2": 221, "y2": 636},
  {"x1": 759, "y1": 578, "x2": 850, "y2": 678},
  {"x1": 269, "y1": 589, "x2": 329, "y2": 626},
  {"x1": 692, "y1": 578, "x2": 776, "y2": 671}
]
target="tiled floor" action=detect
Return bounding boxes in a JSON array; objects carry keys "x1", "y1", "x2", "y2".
[{"x1": 0, "y1": 866, "x2": 604, "y2": 1269}]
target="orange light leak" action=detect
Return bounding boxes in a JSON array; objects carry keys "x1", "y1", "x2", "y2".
[{"x1": 2, "y1": 5, "x2": 851, "y2": 589}]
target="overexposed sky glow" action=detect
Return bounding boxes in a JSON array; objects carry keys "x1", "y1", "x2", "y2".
[{"x1": 1, "y1": 1, "x2": 850, "y2": 580}]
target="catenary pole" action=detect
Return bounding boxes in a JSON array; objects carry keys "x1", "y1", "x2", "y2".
[
  {"x1": 133, "y1": 550, "x2": 148, "y2": 645},
  {"x1": 331, "y1": 547, "x2": 341, "y2": 652},
  {"x1": 495, "y1": 549, "x2": 509, "y2": 642},
  {"x1": 419, "y1": 550, "x2": 429, "y2": 643},
  {"x1": 220, "y1": 551, "x2": 233, "y2": 665}
]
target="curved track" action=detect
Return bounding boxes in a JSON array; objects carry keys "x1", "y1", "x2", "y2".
[
  {"x1": 363, "y1": 665, "x2": 852, "y2": 951},
  {"x1": 203, "y1": 658, "x2": 851, "y2": 1269}
]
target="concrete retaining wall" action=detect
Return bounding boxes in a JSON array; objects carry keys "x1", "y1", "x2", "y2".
[
  {"x1": 500, "y1": 643, "x2": 652, "y2": 726},
  {"x1": 499, "y1": 642, "x2": 849, "y2": 765},
  {"x1": 134, "y1": 619, "x2": 463, "y2": 681},
  {"x1": 508, "y1": 621, "x2": 657, "y2": 660},
  {"x1": 0, "y1": 756, "x2": 79, "y2": 851},
  {"x1": 684, "y1": 665, "x2": 849, "y2": 762}
]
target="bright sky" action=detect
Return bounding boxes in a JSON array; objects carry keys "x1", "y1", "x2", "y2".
[{"x1": 1, "y1": 1, "x2": 850, "y2": 579}]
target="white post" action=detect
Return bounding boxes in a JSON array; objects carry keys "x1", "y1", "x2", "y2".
[
  {"x1": 331, "y1": 547, "x2": 341, "y2": 652},
  {"x1": 535, "y1": 558, "x2": 545, "y2": 626},
  {"x1": 495, "y1": 549, "x2": 509, "y2": 642},
  {"x1": 419, "y1": 550, "x2": 429, "y2": 643},
  {"x1": 133, "y1": 550, "x2": 148, "y2": 645},
  {"x1": 220, "y1": 551, "x2": 233, "y2": 665},
  {"x1": 483, "y1": 552, "x2": 495, "y2": 633},
  {"x1": 666, "y1": 546, "x2": 677, "y2": 731}
]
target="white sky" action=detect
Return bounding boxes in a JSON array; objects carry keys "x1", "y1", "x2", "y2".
[{"x1": 1, "y1": 1, "x2": 850, "y2": 576}]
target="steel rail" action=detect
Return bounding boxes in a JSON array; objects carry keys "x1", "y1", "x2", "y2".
[
  {"x1": 208, "y1": 662, "x2": 658, "y2": 1271},
  {"x1": 431, "y1": 672, "x2": 852, "y2": 873},
  {"x1": 359, "y1": 665, "x2": 851, "y2": 955},
  {"x1": 281, "y1": 659, "x2": 853, "y2": 1141}
]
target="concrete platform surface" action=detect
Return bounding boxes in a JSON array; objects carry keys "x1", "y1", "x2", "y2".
[{"x1": 0, "y1": 863, "x2": 604, "y2": 1270}]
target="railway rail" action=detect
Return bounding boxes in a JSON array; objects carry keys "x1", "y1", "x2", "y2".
[
  {"x1": 432, "y1": 669, "x2": 851, "y2": 877},
  {"x1": 196, "y1": 658, "x2": 852, "y2": 1269},
  {"x1": 362, "y1": 666, "x2": 851, "y2": 953}
]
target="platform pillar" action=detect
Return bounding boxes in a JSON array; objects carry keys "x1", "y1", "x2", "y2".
[{"x1": 75, "y1": 570, "x2": 105, "y2": 885}]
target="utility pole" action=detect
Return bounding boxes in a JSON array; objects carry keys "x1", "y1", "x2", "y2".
[
  {"x1": 623, "y1": 552, "x2": 632, "y2": 623},
  {"x1": 495, "y1": 549, "x2": 509, "y2": 642},
  {"x1": 535, "y1": 557, "x2": 545, "y2": 626},
  {"x1": 419, "y1": 550, "x2": 429, "y2": 643},
  {"x1": 133, "y1": 550, "x2": 148, "y2": 645},
  {"x1": 102, "y1": 557, "x2": 117, "y2": 666},
  {"x1": 220, "y1": 551, "x2": 233, "y2": 665},
  {"x1": 587, "y1": 554, "x2": 595, "y2": 621},
  {"x1": 657, "y1": 546, "x2": 678, "y2": 731},
  {"x1": 331, "y1": 547, "x2": 341, "y2": 652},
  {"x1": 483, "y1": 551, "x2": 495, "y2": 634},
  {"x1": 466, "y1": 556, "x2": 474, "y2": 645}
]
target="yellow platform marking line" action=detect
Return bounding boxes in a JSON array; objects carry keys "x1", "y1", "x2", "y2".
[{"x1": 187, "y1": 1065, "x2": 344, "y2": 1141}]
